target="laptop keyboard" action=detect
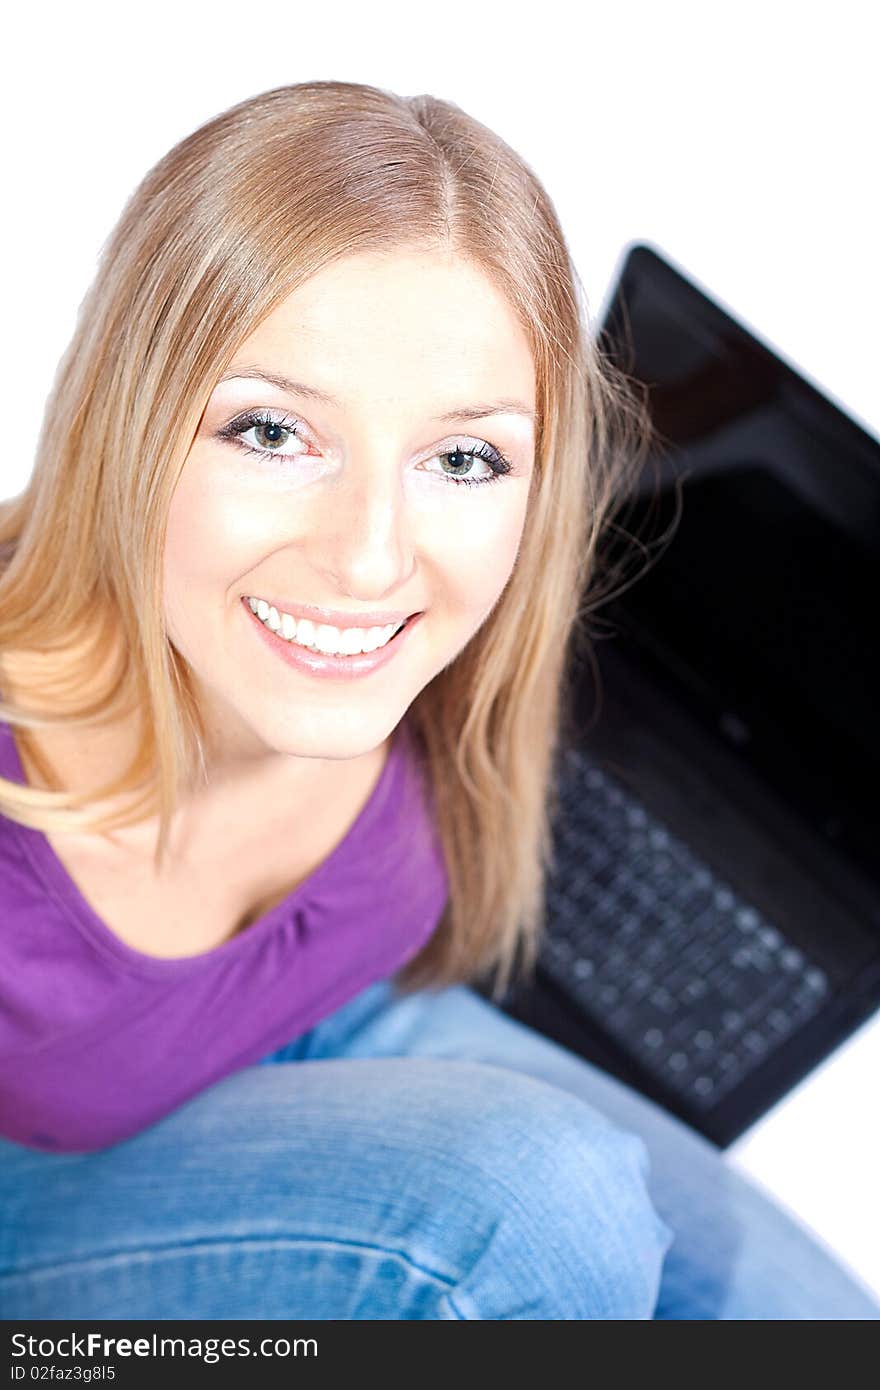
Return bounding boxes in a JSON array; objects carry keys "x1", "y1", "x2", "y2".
[{"x1": 540, "y1": 745, "x2": 831, "y2": 1110}]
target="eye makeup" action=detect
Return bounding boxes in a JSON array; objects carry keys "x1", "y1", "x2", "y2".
[{"x1": 215, "y1": 407, "x2": 516, "y2": 488}]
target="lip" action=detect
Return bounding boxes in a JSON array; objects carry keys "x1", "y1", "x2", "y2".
[
  {"x1": 242, "y1": 596, "x2": 423, "y2": 680},
  {"x1": 242, "y1": 596, "x2": 420, "y2": 629}
]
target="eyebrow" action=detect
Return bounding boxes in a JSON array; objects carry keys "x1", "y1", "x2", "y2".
[{"x1": 217, "y1": 366, "x2": 536, "y2": 424}]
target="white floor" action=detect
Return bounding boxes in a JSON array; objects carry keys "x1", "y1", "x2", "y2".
[{"x1": 725, "y1": 1006, "x2": 880, "y2": 1303}]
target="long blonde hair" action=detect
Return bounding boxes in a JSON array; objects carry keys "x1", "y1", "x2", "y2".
[{"x1": 0, "y1": 80, "x2": 656, "y2": 1000}]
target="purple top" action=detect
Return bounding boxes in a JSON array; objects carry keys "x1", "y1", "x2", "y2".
[{"x1": 0, "y1": 716, "x2": 448, "y2": 1153}]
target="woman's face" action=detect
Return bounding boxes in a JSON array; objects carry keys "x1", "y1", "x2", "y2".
[{"x1": 163, "y1": 247, "x2": 537, "y2": 764}]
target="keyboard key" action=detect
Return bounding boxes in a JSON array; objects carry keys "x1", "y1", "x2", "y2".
[
  {"x1": 625, "y1": 971, "x2": 654, "y2": 996},
  {"x1": 735, "y1": 907, "x2": 759, "y2": 932},
  {"x1": 604, "y1": 948, "x2": 629, "y2": 972},
  {"x1": 649, "y1": 987, "x2": 676, "y2": 1013},
  {"x1": 747, "y1": 949, "x2": 774, "y2": 973},
  {"x1": 607, "y1": 1005, "x2": 638, "y2": 1032},
  {"x1": 791, "y1": 985, "x2": 823, "y2": 1012},
  {"x1": 682, "y1": 979, "x2": 708, "y2": 1001},
  {"x1": 758, "y1": 926, "x2": 782, "y2": 950},
  {"x1": 767, "y1": 1008, "x2": 795, "y2": 1034}
]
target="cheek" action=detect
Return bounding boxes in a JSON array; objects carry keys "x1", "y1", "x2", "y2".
[
  {"x1": 161, "y1": 467, "x2": 252, "y2": 645},
  {"x1": 163, "y1": 468, "x2": 251, "y2": 591},
  {"x1": 431, "y1": 493, "x2": 528, "y2": 613}
]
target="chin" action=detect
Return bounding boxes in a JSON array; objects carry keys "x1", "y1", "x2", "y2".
[{"x1": 243, "y1": 707, "x2": 399, "y2": 763}]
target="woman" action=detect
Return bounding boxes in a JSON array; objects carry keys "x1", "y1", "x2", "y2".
[{"x1": 0, "y1": 79, "x2": 876, "y2": 1320}]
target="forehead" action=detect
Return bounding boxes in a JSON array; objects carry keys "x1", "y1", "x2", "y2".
[{"x1": 229, "y1": 250, "x2": 536, "y2": 411}]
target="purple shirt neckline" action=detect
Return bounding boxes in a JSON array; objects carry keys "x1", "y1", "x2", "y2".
[{"x1": 0, "y1": 716, "x2": 407, "y2": 980}]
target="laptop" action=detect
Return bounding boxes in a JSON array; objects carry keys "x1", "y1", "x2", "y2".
[{"x1": 475, "y1": 240, "x2": 880, "y2": 1151}]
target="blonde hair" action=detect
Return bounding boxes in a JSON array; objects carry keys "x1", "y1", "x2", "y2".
[{"x1": 0, "y1": 80, "x2": 657, "y2": 1001}]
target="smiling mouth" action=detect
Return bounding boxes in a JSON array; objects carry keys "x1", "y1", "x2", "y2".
[{"x1": 243, "y1": 596, "x2": 421, "y2": 657}]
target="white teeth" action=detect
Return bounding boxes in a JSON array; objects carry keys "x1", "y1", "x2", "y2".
[{"x1": 246, "y1": 597, "x2": 403, "y2": 656}]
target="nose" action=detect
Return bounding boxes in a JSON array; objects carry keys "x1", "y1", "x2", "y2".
[{"x1": 303, "y1": 441, "x2": 416, "y2": 600}]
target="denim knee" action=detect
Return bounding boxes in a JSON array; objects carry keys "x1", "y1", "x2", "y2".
[
  {"x1": 0, "y1": 1056, "x2": 674, "y2": 1320},
  {"x1": 424, "y1": 1059, "x2": 674, "y2": 1319}
]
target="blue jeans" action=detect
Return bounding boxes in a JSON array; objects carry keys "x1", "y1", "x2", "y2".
[{"x1": 1, "y1": 980, "x2": 878, "y2": 1319}]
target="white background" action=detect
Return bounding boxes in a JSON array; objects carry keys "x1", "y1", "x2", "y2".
[{"x1": 2, "y1": 0, "x2": 878, "y2": 1303}]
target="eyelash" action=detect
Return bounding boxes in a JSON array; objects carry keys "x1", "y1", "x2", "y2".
[{"x1": 215, "y1": 408, "x2": 514, "y2": 488}]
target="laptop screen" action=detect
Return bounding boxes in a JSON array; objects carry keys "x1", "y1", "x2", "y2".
[{"x1": 594, "y1": 243, "x2": 879, "y2": 895}]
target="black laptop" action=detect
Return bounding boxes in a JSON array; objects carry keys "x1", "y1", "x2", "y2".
[{"x1": 477, "y1": 240, "x2": 880, "y2": 1148}]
